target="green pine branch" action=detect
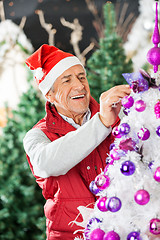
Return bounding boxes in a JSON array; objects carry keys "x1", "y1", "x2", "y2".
[
  {"x1": 0, "y1": 70, "x2": 46, "y2": 240},
  {"x1": 86, "y1": 2, "x2": 133, "y2": 102}
]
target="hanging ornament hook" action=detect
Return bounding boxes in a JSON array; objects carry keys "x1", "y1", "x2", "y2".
[{"x1": 147, "y1": 0, "x2": 160, "y2": 73}]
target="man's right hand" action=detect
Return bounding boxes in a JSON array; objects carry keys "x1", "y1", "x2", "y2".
[{"x1": 99, "y1": 85, "x2": 131, "y2": 128}]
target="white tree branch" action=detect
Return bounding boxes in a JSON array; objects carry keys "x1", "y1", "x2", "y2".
[{"x1": 36, "y1": 10, "x2": 56, "y2": 46}]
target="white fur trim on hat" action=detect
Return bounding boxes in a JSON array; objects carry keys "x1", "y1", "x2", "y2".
[
  {"x1": 39, "y1": 56, "x2": 84, "y2": 95},
  {"x1": 34, "y1": 67, "x2": 44, "y2": 80}
]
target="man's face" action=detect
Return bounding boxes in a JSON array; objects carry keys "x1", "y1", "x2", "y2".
[{"x1": 46, "y1": 65, "x2": 91, "y2": 118}]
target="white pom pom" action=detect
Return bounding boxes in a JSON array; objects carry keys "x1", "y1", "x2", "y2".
[{"x1": 34, "y1": 67, "x2": 44, "y2": 80}]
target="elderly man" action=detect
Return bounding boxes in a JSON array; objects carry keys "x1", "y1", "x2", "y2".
[{"x1": 23, "y1": 44, "x2": 130, "y2": 240}]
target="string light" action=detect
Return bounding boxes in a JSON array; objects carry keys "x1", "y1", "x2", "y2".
[{"x1": 9, "y1": 2, "x2": 14, "y2": 7}]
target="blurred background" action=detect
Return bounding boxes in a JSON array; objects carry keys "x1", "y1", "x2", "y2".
[
  {"x1": 0, "y1": 0, "x2": 158, "y2": 239},
  {"x1": 3, "y1": 0, "x2": 139, "y2": 52}
]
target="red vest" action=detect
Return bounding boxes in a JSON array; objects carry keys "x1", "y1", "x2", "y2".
[{"x1": 26, "y1": 97, "x2": 119, "y2": 240}]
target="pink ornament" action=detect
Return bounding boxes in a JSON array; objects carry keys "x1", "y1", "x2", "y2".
[
  {"x1": 95, "y1": 174, "x2": 110, "y2": 190},
  {"x1": 112, "y1": 126, "x2": 122, "y2": 138},
  {"x1": 137, "y1": 127, "x2": 150, "y2": 140},
  {"x1": 147, "y1": 1, "x2": 160, "y2": 73},
  {"x1": 103, "y1": 230, "x2": 120, "y2": 240},
  {"x1": 134, "y1": 100, "x2": 146, "y2": 112},
  {"x1": 147, "y1": 47, "x2": 160, "y2": 73},
  {"x1": 149, "y1": 218, "x2": 160, "y2": 235},
  {"x1": 134, "y1": 189, "x2": 150, "y2": 205},
  {"x1": 90, "y1": 228, "x2": 105, "y2": 240},
  {"x1": 110, "y1": 149, "x2": 121, "y2": 161},
  {"x1": 85, "y1": 218, "x2": 102, "y2": 239},
  {"x1": 97, "y1": 197, "x2": 108, "y2": 212},
  {"x1": 121, "y1": 96, "x2": 134, "y2": 109},
  {"x1": 154, "y1": 166, "x2": 160, "y2": 182},
  {"x1": 104, "y1": 165, "x2": 109, "y2": 174},
  {"x1": 154, "y1": 100, "x2": 160, "y2": 119}
]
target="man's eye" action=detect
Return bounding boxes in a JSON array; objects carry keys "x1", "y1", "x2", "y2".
[
  {"x1": 63, "y1": 79, "x2": 70, "y2": 83},
  {"x1": 79, "y1": 77, "x2": 85, "y2": 80}
]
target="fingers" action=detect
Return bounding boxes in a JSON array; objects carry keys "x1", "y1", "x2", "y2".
[
  {"x1": 100, "y1": 85, "x2": 131, "y2": 108},
  {"x1": 112, "y1": 98, "x2": 122, "y2": 108},
  {"x1": 99, "y1": 85, "x2": 131, "y2": 128}
]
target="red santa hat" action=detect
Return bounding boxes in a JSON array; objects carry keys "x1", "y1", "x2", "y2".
[{"x1": 25, "y1": 44, "x2": 83, "y2": 95}]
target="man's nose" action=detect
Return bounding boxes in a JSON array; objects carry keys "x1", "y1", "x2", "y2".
[{"x1": 73, "y1": 77, "x2": 84, "y2": 90}]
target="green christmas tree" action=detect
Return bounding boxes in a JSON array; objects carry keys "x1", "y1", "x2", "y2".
[
  {"x1": 0, "y1": 70, "x2": 46, "y2": 240},
  {"x1": 86, "y1": 2, "x2": 133, "y2": 102}
]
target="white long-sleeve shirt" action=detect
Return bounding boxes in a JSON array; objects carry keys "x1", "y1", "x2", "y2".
[{"x1": 23, "y1": 112, "x2": 111, "y2": 178}]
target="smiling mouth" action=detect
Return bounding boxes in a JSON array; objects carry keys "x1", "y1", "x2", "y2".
[{"x1": 71, "y1": 94, "x2": 85, "y2": 100}]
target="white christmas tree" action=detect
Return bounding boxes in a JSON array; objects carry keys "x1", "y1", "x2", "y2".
[
  {"x1": 82, "y1": 69, "x2": 160, "y2": 240},
  {"x1": 74, "y1": 2, "x2": 160, "y2": 240}
]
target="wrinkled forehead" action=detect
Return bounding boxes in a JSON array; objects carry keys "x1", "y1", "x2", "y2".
[{"x1": 55, "y1": 64, "x2": 86, "y2": 83}]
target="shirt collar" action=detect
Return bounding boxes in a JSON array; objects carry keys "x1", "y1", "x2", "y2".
[{"x1": 58, "y1": 109, "x2": 91, "y2": 129}]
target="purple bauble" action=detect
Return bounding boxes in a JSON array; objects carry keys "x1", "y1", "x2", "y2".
[
  {"x1": 149, "y1": 218, "x2": 160, "y2": 235},
  {"x1": 95, "y1": 174, "x2": 110, "y2": 190},
  {"x1": 109, "y1": 143, "x2": 115, "y2": 151},
  {"x1": 134, "y1": 100, "x2": 146, "y2": 112},
  {"x1": 107, "y1": 197, "x2": 122, "y2": 212},
  {"x1": 154, "y1": 166, "x2": 160, "y2": 182},
  {"x1": 134, "y1": 189, "x2": 150, "y2": 205},
  {"x1": 103, "y1": 231, "x2": 120, "y2": 240},
  {"x1": 87, "y1": 217, "x2": 102, "y2": 228},
  {"x1": 123, "y1": 107, "x2": 130, "y2": 116},
  {"x1": 127, "y1": 231, "x2": 142, "y2": 240},
  {"x1": 119, "y1": 123, "x2": 130, "y2": 135},
  {"x1": 110, "y1": 149, "x2": 121, "y2": 161},
  {"x1": 156, "y1": 126, "x2": 160, "y2": 136},
  {"x1": 97, "y1": 197, "x2": 108, "y2": 212},
  {"x1": 121, "y1": 96, "x2": 134, "y2": 109},
  {"x1": 112, "y1": 126, "x2": 122, "y2": 138},
  {"x1": 148, "y1": 161, "x2": 154, "y2": 170},
  {"x1": 120, "y1": 160, "x2": 135, "y2": 176},
  {"x1": 90, "y1": 228, "x2": 105, "y2": 240},
  {"x1": 137, "y1": 127, "x2": 150, "y2": 140},
  {"x1": 89, "y1": 181, "x2": 101, "y2": 195}
]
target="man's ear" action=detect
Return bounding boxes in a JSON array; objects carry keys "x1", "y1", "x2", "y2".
[{"x1": 45, "y1": 89, "x2": 54, "y2": 103}]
